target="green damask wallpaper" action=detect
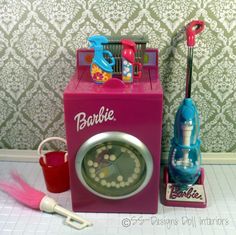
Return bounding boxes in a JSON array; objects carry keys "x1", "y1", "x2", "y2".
[{"x1": 0, "y1": 0, "x2": 235, "y2": 152}]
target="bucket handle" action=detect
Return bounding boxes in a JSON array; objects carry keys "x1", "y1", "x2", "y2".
[{"x1": 37, "y1": 137, "x2": 68, "y2": 164}]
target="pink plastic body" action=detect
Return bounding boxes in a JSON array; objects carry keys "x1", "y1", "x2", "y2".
[
  {"x1": 186, "y1": 20, "x2": 205, "y2": 47},
  {"x1": 64, "y1": 49, "x2": 163, "y2": 213},
  {"x1": 161, "y1": 167, "x2": 207, "y2": 208}
]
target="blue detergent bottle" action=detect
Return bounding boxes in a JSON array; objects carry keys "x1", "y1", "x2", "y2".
[{"x1": 88, "y1": 35, "x2": 115, "y2": 84}]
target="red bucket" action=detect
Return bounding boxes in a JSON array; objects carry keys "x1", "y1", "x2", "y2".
[{"x1": 38, "y1": 137, "x2": 70, "y2": 193}]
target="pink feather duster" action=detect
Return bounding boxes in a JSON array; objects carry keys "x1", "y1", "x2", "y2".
[
  {"x1": 0, "y1": 171, "x2": 45, "y2": 209},
  {"x1": 0, "y1": 171, "x2": 92, "y2": 230}
]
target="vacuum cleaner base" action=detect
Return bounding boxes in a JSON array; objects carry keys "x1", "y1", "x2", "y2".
[{"x1": 162, "y1": 167, "x2": 207, "y2": 208}]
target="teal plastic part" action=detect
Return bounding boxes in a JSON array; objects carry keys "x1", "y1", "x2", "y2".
[
  {"x1": 88, "y1": 35, "x2": 115, "y2": 73},
  {"x1": 168, "y1": 98, "x2": 202, "y2": 186}
]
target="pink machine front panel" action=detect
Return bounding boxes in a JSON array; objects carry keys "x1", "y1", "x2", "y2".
[{"x1": 64, "y1": 49, "x2": 163, "y2": 213}]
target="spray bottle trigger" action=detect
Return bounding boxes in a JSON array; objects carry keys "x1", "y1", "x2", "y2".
[
  {"x1": 103, "y1": 50, "x2": 115, "y2": 66},
  {"x1": 133, "y1": 62, "x2": 142, "y2": 79}
]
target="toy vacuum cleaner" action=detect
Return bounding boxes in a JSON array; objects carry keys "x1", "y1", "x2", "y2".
[{"x1": 163, "y1": 20, "x2": 207, "y2": 208}]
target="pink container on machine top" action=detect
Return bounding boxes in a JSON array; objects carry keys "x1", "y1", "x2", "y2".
[{"x1": 64, "y1": 47, "x2": 163, "y2": 213}]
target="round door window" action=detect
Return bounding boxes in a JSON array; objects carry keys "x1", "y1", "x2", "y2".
[{"x1": 75, "y1": 132, "x2": 153, "y2": 199}]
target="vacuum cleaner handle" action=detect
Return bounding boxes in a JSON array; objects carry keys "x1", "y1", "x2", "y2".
[{"x1": 186, "y1": 20, "x2": 205, "y2": 47}]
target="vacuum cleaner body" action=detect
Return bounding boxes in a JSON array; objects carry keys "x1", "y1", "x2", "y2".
[{"x1": 162, "y1": 20, "x2": 207, "y2": 208}]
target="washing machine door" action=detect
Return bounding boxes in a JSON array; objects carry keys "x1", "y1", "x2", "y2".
[{"x1": 75, "y1": 132, "x2": 153, "y2": 199}]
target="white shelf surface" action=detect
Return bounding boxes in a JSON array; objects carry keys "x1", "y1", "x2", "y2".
[{"x1": 0, "y1": 161, "x2": 236, "y2": 235}]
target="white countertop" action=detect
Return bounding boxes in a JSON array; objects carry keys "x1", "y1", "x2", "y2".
[{"x1": 0, "y1": 161, "x2": 236, "y2": 235}]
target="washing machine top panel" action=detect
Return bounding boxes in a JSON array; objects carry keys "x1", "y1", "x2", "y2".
[{"x1": 64, "y1": 49, "x2": 162, "y2": 96}]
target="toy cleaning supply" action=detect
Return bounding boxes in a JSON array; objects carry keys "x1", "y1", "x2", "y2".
[
  {"x1": 168, "y1": 20, "x2": 205, "y2": 186},
  {"x1": 121, "y1": 39, "x2": 142, "y2": 83},
  {"x1": 104, "y1": 36, "x2": 148, "y2": 76},
  {"x1": 162, "y1": 20, "x2": 206, "y2": 208},
  {"x1": 0, "y1": 171, "x2": 92, "y2": 230},
  {"x1": 88, "y1": 35, "x2": 115, "y2": 84},
  {"x1": 37, "y1": 137, "x2": 69, "y2": 193}
]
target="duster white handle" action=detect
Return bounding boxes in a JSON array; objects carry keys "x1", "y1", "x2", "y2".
[
  {"x1": 54, "y1": 205, "x2": 92, "y2": 229},
  {"x1": 40, "y1": 196, "x2": 92, "y2": 230}
]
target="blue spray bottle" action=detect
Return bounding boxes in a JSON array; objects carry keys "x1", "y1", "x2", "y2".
[
  {"x1": 168, "y1": 21, "x2": 205, "y2": 186},
  {"x1": 88, "y1": 35, "x2": 115, "y2": 84}
]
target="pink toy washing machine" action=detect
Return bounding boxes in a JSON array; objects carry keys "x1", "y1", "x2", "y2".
[{"x1": 64, "y1": 48, "x2": 163, "y2": 213}]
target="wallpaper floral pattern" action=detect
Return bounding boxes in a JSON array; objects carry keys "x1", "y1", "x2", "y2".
[{"x1": 0, "y1": 0, "x2": 235, "y2": 152}]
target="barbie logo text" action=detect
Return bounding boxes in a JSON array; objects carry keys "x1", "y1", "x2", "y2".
[
  {"x1": 74, "y1": 106, "x2": 115, "y2": 131},
  {"x1": 169, "y1": 185, "x2": 203, "y2": 200}
]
